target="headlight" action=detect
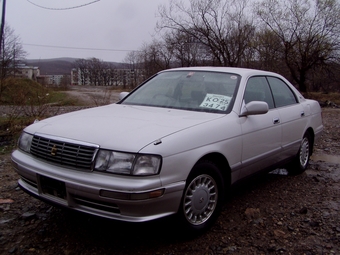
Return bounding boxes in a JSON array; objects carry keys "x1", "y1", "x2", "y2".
[
  {"x1": 94, "y1": 150, "x2": 161, "y2": 176},
  {"x1": 133, "y1": 155, "x2": 161, "y2": 175},
  {"x1": 18, "y1": 132, "x2": 33, "y2": 153}
]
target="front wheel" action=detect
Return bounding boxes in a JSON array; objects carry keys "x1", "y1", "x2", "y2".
[
  {"x1": 287, "y1": 132, "x2": 312, "y2": 175},
  {"x1": 178, "y1": 160, "x2": 225, "y2": 234}
]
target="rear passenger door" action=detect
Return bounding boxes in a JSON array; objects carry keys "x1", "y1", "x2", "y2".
[{"x1": 267, "y1": 76, "x2": 306, "y2": 158}]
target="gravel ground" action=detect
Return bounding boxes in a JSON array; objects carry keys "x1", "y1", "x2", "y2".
[{"x1": 0, "y1": 103, "x2": 339, "y2": 255}]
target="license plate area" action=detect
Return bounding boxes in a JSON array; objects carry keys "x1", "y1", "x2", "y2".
[{"x1": 40, "y1": 176, "x2": 66, "y2": 199}]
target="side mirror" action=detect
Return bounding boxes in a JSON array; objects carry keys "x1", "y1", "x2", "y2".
[
  {"x1": 119, "y1": 92, "x2": 129, "y2": 100},
  {"x1": 240, "y1": 101, "x2": 269, "y2": 116}
]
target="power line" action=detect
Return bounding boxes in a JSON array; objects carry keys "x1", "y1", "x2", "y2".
[
  {"x1": 26, "y1": 0, "x2": 100, "y2": 10},
  {"x1": 23, "y1": 43, "x2": 140, "y2": 52}
]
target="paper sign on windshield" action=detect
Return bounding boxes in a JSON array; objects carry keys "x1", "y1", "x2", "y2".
[{"x1": 200, "y1": 94, "x2": 231, "y2": 111}]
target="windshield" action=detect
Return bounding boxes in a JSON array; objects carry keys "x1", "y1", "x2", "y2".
[{"x1": 121, "y1": 70, "x2": 240, "y2": 113}]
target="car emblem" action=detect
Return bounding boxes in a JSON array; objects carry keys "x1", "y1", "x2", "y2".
[{"x1": 51, "y1": 145, "x2": 58, "y2": 156}]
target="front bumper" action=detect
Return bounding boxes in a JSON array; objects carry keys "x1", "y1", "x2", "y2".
[{"x1": 11, "y1": 150, "x2": 185, "y2": 222}]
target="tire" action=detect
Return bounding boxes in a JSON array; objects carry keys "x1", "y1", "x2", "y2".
[
  {"x1": 287, "y1": 132, "x2": 312, "y2": 175},
  {"x1": 178, "y1": 160, "x2": 225, "y2": 234}
]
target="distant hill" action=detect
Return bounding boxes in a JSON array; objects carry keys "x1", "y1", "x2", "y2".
[
  {"x1": 24, "y1": 58, "x2": 77, "y2": 75},
  {"x1": 24, "y1": 58, "x2": 123, "y2": 75}
]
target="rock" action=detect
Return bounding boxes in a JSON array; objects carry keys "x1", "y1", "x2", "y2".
[
  {"x1": 267, "y1": 244, "x2": 276, "y2": 252},
  {"x1": 323, "y1": 212, "x2": 330, "y2": 218},
  {"x1": 322, "y1": 100, "x2": 339, "y2": 108},
  {"x1": 299, "y1": 207, "x2": 308, "y2": 214},
  {"x1": 8, "y1": 247, "x2": 17, "y2": 254},
  {"x1": 273, "y1": 229, "x2": 286, "y2": 237},
  {"x1": 0, "y1": 198, "x2": 14, "y2": 204},
  {"x1": 0, "y1": 218, "x2": 15, "y2": 224},
  {"x1": 309, "y1": 221, "x2": 320, "y2": 228},
  {"x1": 312, "y1": 176, "x2": 320, "y2": 182},
  {"x1": 287, "y1": 225, "x2": 295, "y2": 231},
  {"x1": 21, "y1": 212, "x2": 36, "y2": 220},
  {"x1": 245, "y1": 208, "x2": 261, "y2": 223}
]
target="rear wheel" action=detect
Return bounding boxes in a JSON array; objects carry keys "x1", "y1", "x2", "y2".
[
  {"x1": 178, "y1": 160, "x2": 225, "y2": 234},
  {"x1": 287, "y1": 132, "x2": 312, "y2": 175}
]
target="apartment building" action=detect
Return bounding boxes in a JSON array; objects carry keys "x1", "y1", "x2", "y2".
[
  {"x1": 71, "y1": 67, "x2": 145, "y2": 87},
  {"x1": 15, "y1": 64, "x2": 40, "y2": 81}
]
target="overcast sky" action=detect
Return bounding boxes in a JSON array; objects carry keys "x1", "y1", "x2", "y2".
[{"x1": 5, "y1": 0, "x2": 170, "y2": 62}]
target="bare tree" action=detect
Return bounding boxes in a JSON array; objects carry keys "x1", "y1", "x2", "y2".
[
  {"x1": 137, "y1": 41, "x2": 167, "y2": 77},
  {"x1": 74, "y1": 59, "x2": 88, "y2": 85},
  {"x1": 252, "y1": 29, "x2": 286, "y2": 73},
  {"x1": 157, "y1": 0, "x2": 255, "y2": 67},
  {"x1": 109, "y1": 66, "x2": 119, "y2": 86},
  {"x1": 101, "y1": 62, "x2": 112, "y2": 86},
  {"x1": 124, "y1": 51, "x2": 141, "y2": 87},
  {"x1": 87, "y1": 58, "x2": 102, "y2": 86},
  {"x1": 309, "y1": 63, "x2": 340, "y2": 92},
  {"x1": 0, "y1": 25, "x2": 27, "y2": 100},
  {"x1": 156, "y1": 40, "x2": 174, "y2": 69},
  {"x1": 162, "y1": 30, "x2": 209, "y2": 67},
  {"x1": 124, "y1": 51, "x2": 139, "y2": 70},
  {"x1": 74, "y1": 58, "x2": 110, "y2": 86},
  {"x1": 254, "y1": 0, "x2": 340, "y2": 92}
]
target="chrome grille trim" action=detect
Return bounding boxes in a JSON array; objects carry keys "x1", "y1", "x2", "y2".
[{"x1": 30, "y1": 134, "x2": 99, "y2": 170}]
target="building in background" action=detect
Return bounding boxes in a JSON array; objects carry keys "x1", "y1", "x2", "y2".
[
  {"x1": 15, "y1": 63, "x2": 145, "y2": 88},
  {"x1": 15, "y1": 64, "x2": 40, "y2": 81},
  {"x1": 71, "y1": 68, "x2": 145, "y2": 87},
  {"x1": 37, "y1": 74, "x2": 70, "y2": 86}
]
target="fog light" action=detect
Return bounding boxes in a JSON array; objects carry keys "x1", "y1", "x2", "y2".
[{"x1": 100, "y1": 189, "x2": 164, "y2": 200}]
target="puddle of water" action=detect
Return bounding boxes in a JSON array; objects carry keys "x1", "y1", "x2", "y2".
[
  {"x1": 269, "y1": 169, "x2": 288, "y2": 175},
  {"x1": 267, "y1": 154, "x2": 340, "y2": 176},
  {"x1": 311, "y1": 154, "x2": 340, "y2": 164}
]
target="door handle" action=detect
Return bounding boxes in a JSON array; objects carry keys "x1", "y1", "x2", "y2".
[
  {"x1": 301, "y1": 111, "x2": 305, "y2": 117},
  {"x1": 273, "y1": 118, "x2": 280, "y2": 124}
]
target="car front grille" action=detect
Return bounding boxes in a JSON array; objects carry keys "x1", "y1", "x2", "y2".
[{"x1": 30, "y1": 135, "x2": 98, "y2": 170}]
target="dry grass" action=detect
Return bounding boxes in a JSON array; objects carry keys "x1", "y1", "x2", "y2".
[{"x1": 303, "y1": 92, "x2": 340, "y2": 106}]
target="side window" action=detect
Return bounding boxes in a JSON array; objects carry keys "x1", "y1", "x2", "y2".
[
  {"x1": 267, "y1": 77, "x2": 297, "y2": 107},
  {"x1": 244, "y1": 76, "x2": 274, "y2": 109}
]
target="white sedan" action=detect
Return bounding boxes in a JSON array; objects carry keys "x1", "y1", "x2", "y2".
[{"x1": 11, "y1": 67, "x2": 323, "y2": 233}]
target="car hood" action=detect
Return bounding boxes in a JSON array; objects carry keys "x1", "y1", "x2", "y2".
[{"x1": 25, "y1": 104, "x2": 224, "y2": 152}]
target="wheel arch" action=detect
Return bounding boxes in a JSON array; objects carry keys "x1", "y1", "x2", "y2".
[
  {"x1": 305, "y1": 127, "x2": 315, "y2": 154},
  {"x1": 195, "y1": 152, "x2": 231, "y2": 188}
]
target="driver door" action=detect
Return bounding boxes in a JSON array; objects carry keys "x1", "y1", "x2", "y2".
[{"x1": 239, "y1": 76, "x2": 282, "y2": 178}]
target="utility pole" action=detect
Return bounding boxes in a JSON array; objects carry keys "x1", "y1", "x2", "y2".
[{"x1": 0, "y1": 0, "x2": 6, "y2": 56}]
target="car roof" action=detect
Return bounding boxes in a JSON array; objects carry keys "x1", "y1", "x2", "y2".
[{"x1": 160, "y1": 66, "x2": 279, "y2": 77}]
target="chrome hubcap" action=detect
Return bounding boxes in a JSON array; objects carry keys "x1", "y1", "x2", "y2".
[
  {"x1": 183, "y1": 174, "x2": 218, "y2": 225},
  {"x1": 299, "y1": 137, "x2": 310, "y2": 168}
]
